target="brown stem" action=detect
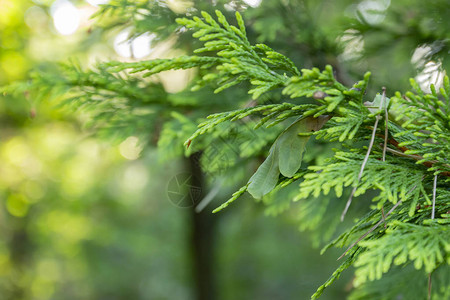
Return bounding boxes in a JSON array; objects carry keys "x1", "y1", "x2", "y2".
[{"x1": 382, "y1": 146, "x2": 450, "y2": 177}]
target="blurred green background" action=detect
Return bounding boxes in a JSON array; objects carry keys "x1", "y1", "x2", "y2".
[{"x1": 0, "y1": 0, "x2": 447, "y2": 299}]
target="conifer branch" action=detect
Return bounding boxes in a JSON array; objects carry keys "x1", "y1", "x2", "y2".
[{"x1": 2, "y1": 8, "x2": 449, "y2": 299}]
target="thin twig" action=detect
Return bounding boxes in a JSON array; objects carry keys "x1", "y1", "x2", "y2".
[
  {"x1": 382, "y1": 87, "x2": 388, "y2": 161},
  {"x1": 384, "y1": 146, "x2": 423, "y2": 159},
  {"x1": 338, "y1": 200, "x2": 402, "y2": 260},
  {"x1": 384, "y1": 147, "x2": 450, "y2": 170},
  {"x1": 341, "y1": 119, "x2": 380, "y2": 220},
  {"x1": 382, "y1": 145, "x2": 450, "y2": 177},
  {"x1": 341, "y1": 88, "x2": 387, "y2": 222},
  {"x1": 381, "y1": 89, "x2": 388, "y2": 228},
  {"x1": 432, "y1": 174, "x2": 437, "y2": 219},
  {"x1": 381, "y1": 206, "x2": 386, "y2": 229}
]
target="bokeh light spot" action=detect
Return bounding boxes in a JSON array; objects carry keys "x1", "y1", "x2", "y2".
[
  {"x1": 1, "y1": 51, "x2": 26, "y2": 80},
  {"x1": 119, "y1": 136, "x2": 142, "y2": 160},
  {"x1": 114, "y1": 29, "x2": 155, "y2": 58},
  {"x1": 113, "y1": 29, "x2": 132, "y2": 58},
  {"x1": 243, "y1": 0, "x2": 262, "y2": 7},
  {"x1": 6, "y1": 194, "x2": 29, "y2": 217},
  {"x1": 0, "y1": 0, "x2": 21, "y2": 26},
  {"x1": 23, "y1": 181, "x2": 46, "y2": 201},
  {"x1": 3, "y1": 137, "x2": 29, "y2": 166},
  {"x1": 51, "y1": 0, "x2": 80, "y2": 35},
  {"x1": 121, "y1": 163, "x2": 149, "y2": 195},
  {"x1": 356, "y1": 0, "x2": 390, "y2": 25},
  {"x1": 132, "y1": 33, "x2": 156, "y2": 59},
  {"x1": 167, "y1": 0, "x2": 193, "y2": 14},
  {"x1": 25, "y1": 6, "x2": 48, "y2": 29},
  {"x1": 85, "y1": 0, "x2": 109, "y2": 6}
]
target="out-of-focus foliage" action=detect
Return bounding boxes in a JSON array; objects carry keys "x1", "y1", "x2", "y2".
[{"x1": 0, "y1": 125, "x2": 192, "y2": 299}]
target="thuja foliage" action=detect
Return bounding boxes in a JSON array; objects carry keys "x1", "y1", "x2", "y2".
[
  {"x1": 155, "y1": 15, "x2": 448, "y2": 298},
  {"x1": 3, "y1": 7, "x2": 449, "y2": 299}
]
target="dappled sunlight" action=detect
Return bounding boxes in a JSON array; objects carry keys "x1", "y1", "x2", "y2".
[
  {"x1": 120, "y1": 163, "x2": 149, "y2": 197},
  {"x1": 114, "y1": 29, "x2": 156, "y2": 59}
]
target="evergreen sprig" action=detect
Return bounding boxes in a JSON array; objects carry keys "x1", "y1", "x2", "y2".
[
  {"x1": 354, "y1": 220, "x2": 449, "y2": 285},
  {"x1": 1, "y1": 62, "x2": 176, "y2": 142},
  {"x1": 184, "y1": 102, "x2": 315, "y2": 144},
  {"x1": 392, "y1": 77, "x2": 450, "y2": 175},
  {"x1": 349, "y1": 264, "x2": 450, "y2": 300},
  {"x1": 104, "y1": 10, "x2": 295, "y2": 98},
  {"x1": 283, "y1": 67, "x2": 370, "y2": 117},
  {"x1": 296, "y1": 151, "x2": 427, "y2": 211}
]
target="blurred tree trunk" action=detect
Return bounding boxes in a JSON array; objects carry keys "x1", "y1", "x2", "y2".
[{"x1": 187, "y1": 153, "x2": 217, "y2": 300}]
